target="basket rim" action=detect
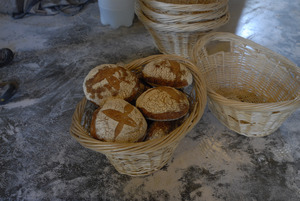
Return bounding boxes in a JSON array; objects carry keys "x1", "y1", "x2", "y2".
[
  {"x1": 192, "y1": 32, "x2": 300, "y2": 112},
  {"x1": 135, "y1": 3, "x2": 230, "y2": 32},
  {"x1": 192, "y1": 32, "x2": 298, "y2": 67},
  {"x1": 207, "y1": 88, "x2": 300, "y2": 112},
  {"x1": 139, "y1": 0, "x2": 229, "y2": 24},
  {"x1": 70, "y1": 54, "x2": 207, "y2": 154},
  {"x1": 141, "y1": 0, "x2": 229, "y2": 12}
]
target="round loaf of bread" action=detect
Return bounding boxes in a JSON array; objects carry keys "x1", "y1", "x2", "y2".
[
  {"x1": 83, "y1": 64, "x2": 140, "y2": 106},
  {"x1": 136, "y1": 86, "x2": 190, "y2": 121},
  {"x1": 90, "y1": 98, "x2": 147, "y2": 143},
  {"x1": 142, "y1": 59, "x2": 193, "y2": 88},
  {"x1": 145, "y1": 121, "x2": 176, "y2": 141}
]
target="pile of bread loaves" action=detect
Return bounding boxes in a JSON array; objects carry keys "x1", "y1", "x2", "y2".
[{"x1": 83, "y1": 59, "x2": 193, "y2": 143}]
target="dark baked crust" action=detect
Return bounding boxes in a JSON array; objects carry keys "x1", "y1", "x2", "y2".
[
  {"x1": 138, "y1": 107, "x2": 188, "y2": 121},
  {"x1": 143, "y1": 76, "x2": 188, "y2": 88},
  {"x1": 146, "y1": 121, "x2": 176, "y2": 140},
  {"x1": 90, "y1": 107, "x2": 101, "y2": 139}
]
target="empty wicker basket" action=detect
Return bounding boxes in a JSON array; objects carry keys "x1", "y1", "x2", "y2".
[
  {"x1": 192, "y1": 32, "x2": 300, "y2": 137},
  {"x1": 70, "y1": 54, "x2": 207, "y2": 176}
]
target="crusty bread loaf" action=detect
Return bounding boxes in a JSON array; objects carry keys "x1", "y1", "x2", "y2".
[
  {"x1": 83, "y1": 64, "x2": 140, "y2": 106},
  {"x1": 136, "y1": 86, "x2": 190, "y2": 121},
  {"x1": 145, "y1": 121, "x2": 176, "y2": 141},
  {"x1": 90, "y1": 98, "x2": 147, "y2": 143},
  {"x1": 142, "y1": 59, "x2": 193, "y2": 88}
]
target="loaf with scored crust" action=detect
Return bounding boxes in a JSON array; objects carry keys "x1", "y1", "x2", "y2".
[
  {"x1": 136, "y1": 86, "x2": 190, "y2": 121},
  {"x1": 142, "y1": 59, "x2": 193, "y2": 88},
  {"x1": 83, "y1": 64, "x2": 140, "y2": 106},
  {"x1": 90, "y1": 98, "x2": 147, "y2": 143}
]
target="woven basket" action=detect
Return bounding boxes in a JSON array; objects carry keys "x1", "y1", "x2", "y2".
[
  {"x1": 192, "y1": 32, "x2": 300, "y2": 137},
  {"x1": 135, "y1": 3, "x2": 229, "y2": 58},
  {"x1": 139, "y1": 0, "x2": 229, "y2": 24},
  {"x1": 141, "y1": 0, "x2": 228, "y2": 14},
  {"x1": 70, "y1": 54, "x2": 207, "y2": 176}
]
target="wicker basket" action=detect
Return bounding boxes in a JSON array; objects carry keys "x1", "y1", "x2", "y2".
[
  {"x1": 139, "y1": 0, "x2": 229, "y2": 24},
  {"x1": 192, "y1": 32, "x2": 300, "y2": 137},
  {"x1": 135, "y1": 2, "x2": 229, "y2": 58},
  {"x1": 141, "y1": 0, "x2": 228, "y2": 14},
  {"x1": 70, "y1": 54, "x2": 207, "y2": 176}
]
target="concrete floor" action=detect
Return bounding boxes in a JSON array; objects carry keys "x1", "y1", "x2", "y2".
[{"x1": 0, "y1": 0, "x2": 299, "y2": 200}]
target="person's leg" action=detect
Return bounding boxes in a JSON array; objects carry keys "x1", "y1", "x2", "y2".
[{"x1": 0, "y1": 48, "x2": 17, "y2": 105}]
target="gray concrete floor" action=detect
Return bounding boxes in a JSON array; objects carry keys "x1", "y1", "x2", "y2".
[{"x1": 0, "y1": 0, "x2": 299, "y2": 200}]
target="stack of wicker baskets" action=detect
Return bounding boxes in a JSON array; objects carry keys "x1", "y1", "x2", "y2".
[
  {"x1": 70, "y1": 54, "x2": 207, "y2": 176},
  {"x1": 192, "y1": 32, "x2": 300, "y2": 137},
  {"x1": 135, "y1": 0, "x2": 230, "y2": 58}
]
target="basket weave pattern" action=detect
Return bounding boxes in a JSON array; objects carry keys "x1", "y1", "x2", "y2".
[
  {"x1": 135, "y1": 0, "x2": 230, "y2": 58},
  {"x1": 192, "y1": 32, "x2": 300, "y2": 137},
  {"x1": 70, "y1": 54, "x2": 207, "y2": 176},
  {"x1": 139, "y1": 0, "x2": 229, "y2": 24},
  {"x1": 142, "y1": 0, "x2": 228, "y2": 14}
]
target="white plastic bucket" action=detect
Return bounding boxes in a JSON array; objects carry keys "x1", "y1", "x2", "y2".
[{"x1": 98, "y1": 0, "x2": 135, "y2": 29}]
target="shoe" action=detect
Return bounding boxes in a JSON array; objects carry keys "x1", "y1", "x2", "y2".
[
  {"x1": 0, "y1": 48, "x2": 14, "y2": 68},
  {"x1": 0, "y1": 81, "x2": 18, "y2": 105}
]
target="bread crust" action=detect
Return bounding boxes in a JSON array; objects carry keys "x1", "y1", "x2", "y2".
[
  {"x1": 136, "y1": 86, "x2": 190, "y2": 121},
  {"x1": 83, "y1": 64, "x2": 140, "y2": 106},
  {"x1": 145, "y1": 121, "x2": 176, "y2": 140},
  {"x1": 142, "y1": 59, "x2": 193, "y2": 88},
  {"x1": 90, "y1": 98, "x2": 147, "y2": 143}
]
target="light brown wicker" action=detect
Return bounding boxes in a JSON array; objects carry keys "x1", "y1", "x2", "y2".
[
  {"x1": 70, "y1": 54, "x2": 207, "y2": 176},
  {"x1": 141, "y1": 0, "x2": 228, "y2": 14},
  {"x1": 139, "y1": 0, "x2": 229, "y2": 24},
  {"x1": 135, "y1": 3, "x2": 230, "y2": 58},
  {"x1": 192, "y1": 32, "x2": 300, "y2": 137}
]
